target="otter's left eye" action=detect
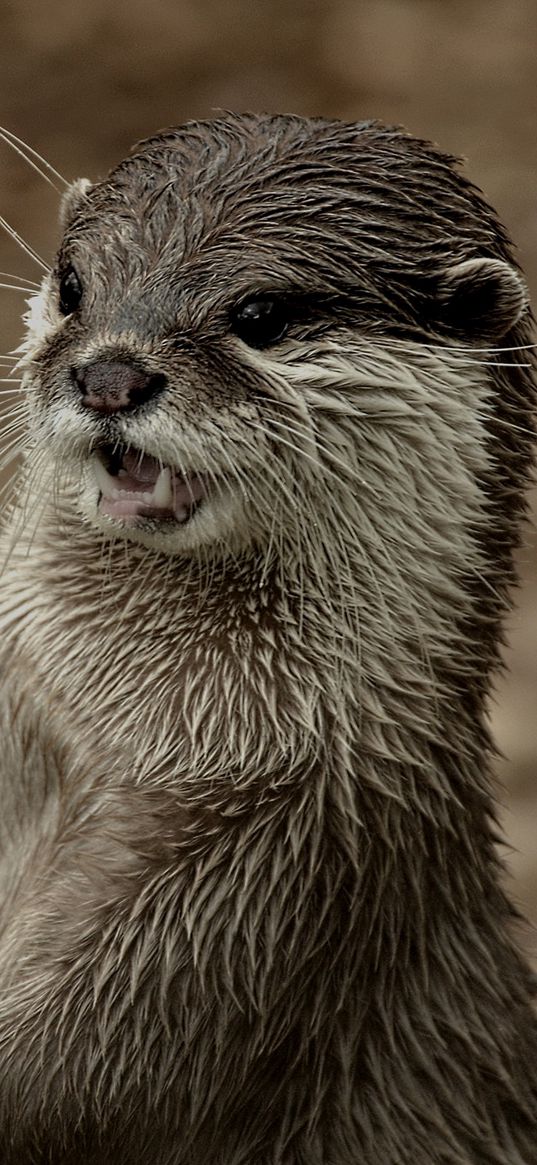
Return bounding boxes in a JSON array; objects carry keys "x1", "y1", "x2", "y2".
[
  {"x1": 230, "y1": 298, "x2": 289, "y2": 349},
  {"x1": 59, "y1": 265, "x2": 83, "y2": 317}
]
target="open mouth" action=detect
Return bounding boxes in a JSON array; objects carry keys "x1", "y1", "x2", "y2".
[{"x1": 90, "y1": 444, "x2": 208, "y2": 524}]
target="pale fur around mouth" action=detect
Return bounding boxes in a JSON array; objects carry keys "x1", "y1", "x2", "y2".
[{"x1": 90, "y1": 447, "x2": 208, "y2": 524}]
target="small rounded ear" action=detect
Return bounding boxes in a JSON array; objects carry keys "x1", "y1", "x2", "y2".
[
  {"x1": 59, "y1": 178, "x2": 92, "y2": 232},
  {"x1": 434, "y1": 257, "x2": 528, "y2": 341}
]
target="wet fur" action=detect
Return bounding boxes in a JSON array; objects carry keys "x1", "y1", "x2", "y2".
[{"x1": 0, "y1": 114, "x2": 536, "y2": 1162}]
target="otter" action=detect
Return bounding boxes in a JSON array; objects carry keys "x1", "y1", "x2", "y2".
[{"x1": 0, "y1": 113, "x2": 536, "y2": 1164}]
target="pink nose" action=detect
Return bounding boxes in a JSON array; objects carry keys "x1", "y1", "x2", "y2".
[{"x1": 72, "y1": 360, "x2": 166, "y2": 414}]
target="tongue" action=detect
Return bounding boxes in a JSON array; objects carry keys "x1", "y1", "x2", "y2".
[
  {"x1": 97, "y1": 451, "x2": 207, "y2": 522},
  {"x1": 120, "y1": 450, "x2": 163, "y2": 486}
]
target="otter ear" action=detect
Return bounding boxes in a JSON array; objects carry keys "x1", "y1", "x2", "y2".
[
  {"x1": 435, "y1": 257, "x2": 528, "y2": 341},
  {"x1": 59, "y1": 178, "x2": 92, "y2": 232}
]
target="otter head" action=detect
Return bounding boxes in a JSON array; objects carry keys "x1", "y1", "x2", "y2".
[{"x1": 20, "y1": 115, "x2": 530, "y2": 564}]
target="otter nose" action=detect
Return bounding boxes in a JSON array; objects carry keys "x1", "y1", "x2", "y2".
[{"x1": 73, "y1": 360, "x2": 166, "y2": 414}]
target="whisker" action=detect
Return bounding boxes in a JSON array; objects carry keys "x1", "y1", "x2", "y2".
[
  {"x1": 0, "y1": 428, "x2": 25, "y2": 449},
  {"x1": 0, "y1": 272, "x2": 40, "y2": 289},
  {"x1": 7, "y1": 442, "x2": 50, "y2": 556},
  {"x1": 0, "y1": 126, "x2": 68, "y2": 191},
  {"x1": 0, "y1": 215, "x2": 49, "y2": 272},
  {"x1": 245, "y1": 415, "x2": 322, "y2": 478},
  {"x1": 261, "y1": 413, "x2": 352, "y2": 479},
  {"x1": 0, "y1": 408, "x2": 25, "y2": 433},
  {"x1": 0, "y1": 412, "x2": 26, "y2": 430},
  {"x1": 15, "y1": 460, "x2": 51, "y2": 563},
  {"x1": 0, "y1": 391, "x2": 25, "y2": 406},
  {"x1": 374, "y1": 338, "x2": 537, "y2": 357},
  {"x1": 248, "y1": 410, "x2": 378, "y2": 503},
  {"x1": 0, "y1": 420, "x2": 26, "y2": 443},
  {"x1": 481, "y1": 414, "x2": 536, "y2": 440},
  {"x1": 0, "y1": 282, "x2": 41, "y2": 295},
  {"x1": 0, "y1": 426, "x2": 25, "y2": 447},
  {"x1": 0, "y1": 430, "x2": 25, "y2": 466},
  {"x1": 0, "y1": 466, "x2": 24, "y2": 516},
  {"x1": 245, "y1": 396, "x2": 445, "y2": 711},
  {"x1": 238, "y1": 420, "x2": 363, "y2": 672},
  {"x1": 99, "y1": 526, "x2": 117, "y2": 605}
]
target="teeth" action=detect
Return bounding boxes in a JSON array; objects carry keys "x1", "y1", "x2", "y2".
[
  {"x1": 91, "y1": 453, "x2": 116, "y2": 496},
  {"x1": 91, "y1": 454, "x2": 177, "y2": 510},
  {"x1": 153, "y1": 466, "x2": 173, "y2": 508}
]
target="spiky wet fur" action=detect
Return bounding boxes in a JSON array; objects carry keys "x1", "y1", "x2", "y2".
[{"x1": 0, "y1": 114, "x2": 536, "y2": 1163}]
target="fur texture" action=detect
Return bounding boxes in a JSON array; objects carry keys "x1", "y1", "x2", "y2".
[{"x1": 0, "y1": 114, "x2": 536, "y2": 1163}]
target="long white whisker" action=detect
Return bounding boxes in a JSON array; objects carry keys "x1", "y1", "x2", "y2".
[
  {"x1": 0, "y1": 282, "x2": 41, "y2": 294},
  {"x1": 372, "y1": 338, "x2": 537, "y2": 356},
  {"x1": 0, "y1": 271, "x2": 40, "y2": 289},
  {"x1": 18, "y1": 457, "x2": 53, "y2": 563},
  {"x1": 239, "y1": 419, "x2": 364, "y2": 689},
  {"x1": 0, "y1": 215, "x2": 49, "y2": 271},
  {"x1": 0, "y1": 420, "x2": 26, "y2": 443},
  {"x1": 0, "y1": 418, "x2": 26, "y2": 443},
  {"x1": 480, "y1": 413, "x2": 535, "y2": 440},
  {"x1": 0, "y1": 442, "x2": 25, "y2": 478},
  {"x1": 245, "y1": 397, "x2": 444, "y2": 712},
  {"x1": 0, "y1": 397, "x2": 26, "y2": 413},
  {"x1": 0, "y1": 125, "x2": 68, "y2": 190},
  {"x1": 0, "y1": 418, "x2": 25, "y2": 446},
  {"x1": 265, "y1": 414, "x2": 357, "y2": 480}
]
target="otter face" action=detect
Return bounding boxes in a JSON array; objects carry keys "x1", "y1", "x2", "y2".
[{"x1": 19, "y1": 115, "x2": 529, "y2": 559}]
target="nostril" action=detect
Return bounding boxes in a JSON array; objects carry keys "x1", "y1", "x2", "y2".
[
  {"x1": 72, "y1": 360, "x2": 167, "y2": 414},
  {"x1": 134, "y1": 372, "x2": 167, "y2": 405}
]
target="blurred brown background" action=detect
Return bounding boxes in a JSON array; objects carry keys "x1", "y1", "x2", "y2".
[{"x1": 0, "y1": 0, "x2": 535, "y2": 957}]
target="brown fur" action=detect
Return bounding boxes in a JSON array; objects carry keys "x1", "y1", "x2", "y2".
[{"x1": 0, "y1": 114, "x2": 536, "y2": 1163}]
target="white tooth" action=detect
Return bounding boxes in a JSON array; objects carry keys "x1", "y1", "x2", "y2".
[
  {"x1": 153, "y1": 466, "x2": 173, "y2": 508},
  {"x1": 91, "y1": 453, "x2": 118, "y2": 497}
]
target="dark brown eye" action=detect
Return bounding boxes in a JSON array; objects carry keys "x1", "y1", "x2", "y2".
[
  {"x1": 59, "y1": 265, "x2": 83, "y2": 316},
  {"x1": 230, "y1": 298, "x2": 289, "y2": 349}
]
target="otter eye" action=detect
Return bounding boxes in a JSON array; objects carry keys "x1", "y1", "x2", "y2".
[
  {"x1": 59, "y1": 265, "x2": 83, "y2": 316},
  {"x1": 230, "y1": 298, "x2": 289, "y2": 349}
]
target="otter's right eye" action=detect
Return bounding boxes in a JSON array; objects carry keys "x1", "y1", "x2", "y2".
[{"x1": 59, "y1": 265, "x2": 83, "y2": 316}]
